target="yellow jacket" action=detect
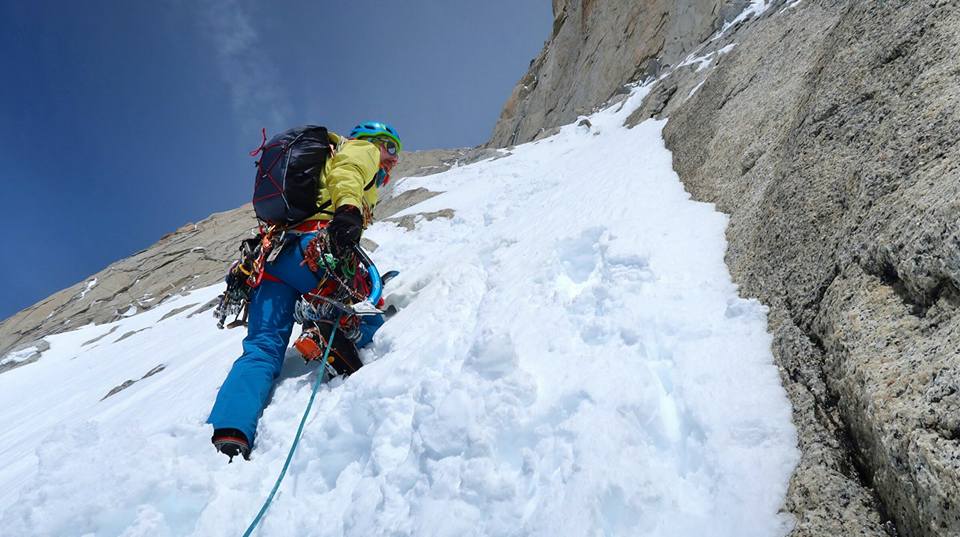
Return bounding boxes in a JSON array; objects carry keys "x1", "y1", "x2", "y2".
[{"x1": 307, "y1": 133, "x2": 381, "y2": 224}]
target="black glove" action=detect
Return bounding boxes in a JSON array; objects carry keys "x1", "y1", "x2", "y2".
[{"x1": 327, "y1": 205, "x2": 363, "y2": 256}]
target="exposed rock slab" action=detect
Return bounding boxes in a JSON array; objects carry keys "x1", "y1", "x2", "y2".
[
  {"x1": 488, "y1": 0, "x2": 747, "y2": 147},
  {"x1": 373, "y1": 187, "x2": 442, "y2": 221},
  {"x1": 658, "y1": 1, "x2": 960, "y2": 535},
  {"x1": 101, "y1": 364, "x2": 166, "y2": 401},
  {"x1": 385, "y1": 209, "x2": 456, "y2": 232},
  {"x1": 388, "y1": 147, "x2": 499, "y2": 180}
]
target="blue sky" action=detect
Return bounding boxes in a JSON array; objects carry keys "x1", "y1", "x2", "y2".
[{"x1": 0, "y1": 1, "x2": 551, "y2": 321}]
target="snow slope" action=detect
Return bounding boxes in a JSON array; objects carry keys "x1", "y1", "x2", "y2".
[{"x1": 0, "y1": 87, "x2": 798, "y2": 537}]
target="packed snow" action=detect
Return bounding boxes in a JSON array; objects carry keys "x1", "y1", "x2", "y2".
[
  {"x1": 0, "y1": 346, "x2": 40, "y2": 368},
  {"x1": 0, "y1": 86, "x2": 798, "y2": 536},
  {"x1": 717, "y1": 0, "x2": 772, "y2": 38},
  {"x1": 678, "y1": 44, "x2": 738, "y2": 73}
]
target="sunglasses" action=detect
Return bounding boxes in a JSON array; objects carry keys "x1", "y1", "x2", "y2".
[{"x1": 372, "y1": 137, "x2": 399, "y2": 156}]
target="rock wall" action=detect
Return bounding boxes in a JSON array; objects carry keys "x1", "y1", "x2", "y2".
[
  {"x1": 656, "y1": 1, "x2": 960, "y2": 536},
  {"x1": 487, "y1": 0, "x2": 746, "y2": 147},
  {"x1": 492, "y1": 0, "x2": 960, "y2": 536}
]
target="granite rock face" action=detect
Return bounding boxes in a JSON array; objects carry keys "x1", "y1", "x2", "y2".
[
  {"x1": 388, "y1": 146, "x2": 499, "y2": 180},
  {"x1": 0, "y1": 148, "x2": 468, "y2": 360},
  {"x1": 488, "y1": 0, "x2": 746, "y2": 147},
  {"x1": 0, "y1": 206, "x2": 259, "y2": 362},
  {"x1": 490, "y1": 0, "x2": 960, "y2": 535},
  {"x1": 655, "y1": 1, "x2": 960, "y2": 536}
]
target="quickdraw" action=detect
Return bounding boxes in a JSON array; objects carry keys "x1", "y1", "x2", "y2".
[
  {"x1": 301, "y1": 233, "x2": 368, "y2": 304},
  {"x1": 214, "y1": 224, "x2": 286, "y2": 329},
  {"x1": 291, "y1": 235, "x2": 386, "y2": 361}
]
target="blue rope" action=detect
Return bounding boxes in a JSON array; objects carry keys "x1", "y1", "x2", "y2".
[{"x1": 242, "y1": 322, "x2": 340, "y2": 537}]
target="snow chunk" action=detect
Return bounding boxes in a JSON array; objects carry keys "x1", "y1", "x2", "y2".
[
  {"x1": 0, "y1": 346, "x2": 40, "y2": 367},
  {"x1": 78, "y1": 278, "x2": 97, "y2": 299}
]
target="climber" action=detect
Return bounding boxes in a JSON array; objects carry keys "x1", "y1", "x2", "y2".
[{"x1": 207, "y1": 121, "x2": 402, "y2": 462}]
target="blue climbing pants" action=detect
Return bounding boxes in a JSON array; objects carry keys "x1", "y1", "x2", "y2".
[{"x1": 207, "y1": 232, "x2": 381, "y2": 445}]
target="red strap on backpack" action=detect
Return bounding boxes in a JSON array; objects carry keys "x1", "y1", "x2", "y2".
[{"x1": 249, "y1": 128, "x2": 267, "y2": 157}]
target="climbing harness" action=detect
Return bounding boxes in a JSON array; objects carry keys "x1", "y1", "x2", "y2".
[{"x1": 292, "y1": 241, "x2": 384, "y2": 361}]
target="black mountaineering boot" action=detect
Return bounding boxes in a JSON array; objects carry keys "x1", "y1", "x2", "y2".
[
  {"x1": 313, "y1": 320, "x2": 364, "y2": 376},
  {"x1": 293, "y1": 321, "x2": 364, "y2": 377},
  {"x1": 212, "y1": 428, "x2": 251, "y2": 463}
]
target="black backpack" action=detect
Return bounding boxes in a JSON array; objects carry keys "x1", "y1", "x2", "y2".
[{"x1": 251, "y1": 125, "x2": 333, "y2": 225}]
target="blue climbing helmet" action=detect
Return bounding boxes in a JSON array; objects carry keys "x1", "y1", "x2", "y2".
[{"x1": 349, "y1": 121, "x2": 403, "y2": 152}]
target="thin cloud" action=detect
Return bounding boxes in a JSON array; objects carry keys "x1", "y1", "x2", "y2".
[{"x1": 197, "y1": 0, "x2": 291, "y2": 134}]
